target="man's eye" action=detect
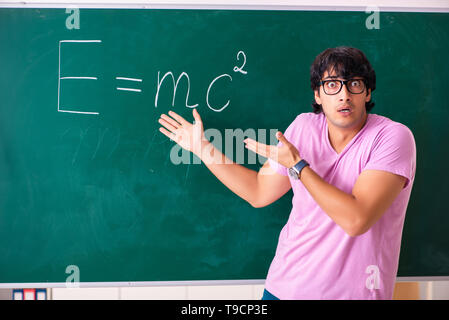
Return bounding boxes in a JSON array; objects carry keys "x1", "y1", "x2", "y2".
[
  {"x1": 350, "y1": 80, "x2": 361, "y2": 87},
  {"x1": 327, "y1": 81, "x2": 337, "y2": 88}
]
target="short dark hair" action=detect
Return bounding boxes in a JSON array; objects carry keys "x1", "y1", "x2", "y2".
[{"x1": 310, "y1": 46, "x2": 376, "y2": 114}]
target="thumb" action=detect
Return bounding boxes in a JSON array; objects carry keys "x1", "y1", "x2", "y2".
[
  {"x1": 276, "y1": 131, "x2": 289, "y2": 144},
  {"x1": 192, "y1": 108, "x2": 202, "y2": 124}
]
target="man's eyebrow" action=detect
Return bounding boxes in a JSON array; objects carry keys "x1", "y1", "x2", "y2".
[
  {"x1": 323, "y1": 76, "x2": 339, "y2": 80},
  {"x1": 323, "y1": 75, "x2": 364, "y2": 80}
]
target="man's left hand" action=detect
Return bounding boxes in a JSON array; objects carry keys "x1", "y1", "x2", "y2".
[{"x1": 244, "y1": 131, "x2": 302, "y2": 168}]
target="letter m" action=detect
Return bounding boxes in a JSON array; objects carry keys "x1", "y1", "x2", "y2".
[{"x1": 155, "y1": 71, "x2": 198, "y2": 108}]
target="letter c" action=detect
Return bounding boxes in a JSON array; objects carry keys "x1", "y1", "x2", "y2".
[{"x1": 206, "y1": 74, "x2": 232, "y2": 112}]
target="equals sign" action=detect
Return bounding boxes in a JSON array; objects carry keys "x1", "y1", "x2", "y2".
[{"x1": 116, "y1": 77, "x2": 142, "y2": 92}]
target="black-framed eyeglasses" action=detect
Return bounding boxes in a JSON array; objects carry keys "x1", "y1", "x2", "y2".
[{"x1": 319, "y1": 79, "x2": 366, "y2": 95}]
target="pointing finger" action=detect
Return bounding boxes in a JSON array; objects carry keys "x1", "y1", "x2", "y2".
[
  {"x1": 159, "y1": 127, "x2": 175, "y2": 141},
  {"x1": 161, "y1": 114, "x2": 181, "y2": 129},
  {"x1": 158, "y1": 118, "x2": 178, "y2": 133},
  {"x1": 245, "y1": 140, "x2": 270, "y2": 158}
]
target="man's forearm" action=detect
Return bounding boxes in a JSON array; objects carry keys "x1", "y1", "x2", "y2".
[
  {"x1": 198, "y1": 140, "x2": 260, "y2": 206},
  {"x1": 299, "y1": 165, "x2": 361, "y2": 236}
]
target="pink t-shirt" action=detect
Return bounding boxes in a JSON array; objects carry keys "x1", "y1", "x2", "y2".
[{"x1": 266, "y1": 112, "x2": 416, "y2": 300}]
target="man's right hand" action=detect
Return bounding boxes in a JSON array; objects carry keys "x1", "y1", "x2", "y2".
[{"x1": 158, "y1": 108, "x2": 209, "y2": 158}]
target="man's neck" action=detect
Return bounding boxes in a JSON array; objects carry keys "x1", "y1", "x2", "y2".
[{"x1": 327, "y1": 114, "x2": 368, "y2": 153}]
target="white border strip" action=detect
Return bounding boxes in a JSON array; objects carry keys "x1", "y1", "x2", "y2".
[
  {"x1": 1, "y1": 277, "x2": 449, "y2": 288},
  {"x1": 0, "y1": 279, "x2": 265, "y2": 289},
  {"x1": 0, "y1": 2, "x2": 448, "y2": 12}
]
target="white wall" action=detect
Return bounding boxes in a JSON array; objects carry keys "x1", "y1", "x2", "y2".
[
  {"x1": 51, "y1": 284, "x2": 266, "y2": 300},
  {"x1": 49, "y1": 282, "x2": 449, "y2": 300}
]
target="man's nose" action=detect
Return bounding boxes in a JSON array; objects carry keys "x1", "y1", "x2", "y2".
[{"x1": 338, "y1": 84, "x2": 352, "y2": 101}]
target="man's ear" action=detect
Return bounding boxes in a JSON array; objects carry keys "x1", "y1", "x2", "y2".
[
  {"x1": 314, "y1": 89, "x2": 322, "y2": 105},
  {"x1": 365, "y1": 88, "x2": 372, "y2": 102}
]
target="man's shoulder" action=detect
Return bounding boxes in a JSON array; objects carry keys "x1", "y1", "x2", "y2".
[
  {"x1": 292, "y1": 112, "x2": 325, "y2": 126},
  {"x1": 297, "y1": 111, "x2": 324, "y2": 120},
  {"x1": 367, "y1": 114, "x2": 416, "y2": 153},
  {"x1": 368, "y1": 113, "x2": 414, "y2": 138},
  {"x1": 284, "y1": 112, "x2": 324, "y2": 137}
]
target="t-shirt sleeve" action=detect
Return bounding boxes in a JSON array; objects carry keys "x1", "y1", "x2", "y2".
[
  {"x1": 267, "y1": 115, "x2": 302, "y2": 176},
  {"x1": 363, "y1": 124, "x2": 416, "y2": 189}
]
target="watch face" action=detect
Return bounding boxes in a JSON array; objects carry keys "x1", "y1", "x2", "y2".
[{"x1": 288, "y1": 168, "x2": 299, "y2": 180}]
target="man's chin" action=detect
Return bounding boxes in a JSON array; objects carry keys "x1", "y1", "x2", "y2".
[{"x1": 329, "y1": 117, "x2": 362, "y2": 130}]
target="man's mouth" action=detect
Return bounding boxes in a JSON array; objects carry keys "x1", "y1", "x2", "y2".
[{"x1": 338, "y1": 107, "x2": 352, "y2": 113}]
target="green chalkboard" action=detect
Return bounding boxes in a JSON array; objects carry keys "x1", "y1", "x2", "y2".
[{"x1": 0, "y1": 8, "x2": 448, "y2": 285}]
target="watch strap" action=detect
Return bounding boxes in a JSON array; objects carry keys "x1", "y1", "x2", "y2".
[{"x1": 293, "y1": 159, "x2": 309, "y2": 179}]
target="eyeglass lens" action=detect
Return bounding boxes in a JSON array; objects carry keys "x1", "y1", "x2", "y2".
[{"x1": 323, "y1": 79, "x2": 365, "y2": 95}]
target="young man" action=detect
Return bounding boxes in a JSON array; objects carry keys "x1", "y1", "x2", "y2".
[{"x1": 158, "y1": 46, "x2": 416, "y2": 300}]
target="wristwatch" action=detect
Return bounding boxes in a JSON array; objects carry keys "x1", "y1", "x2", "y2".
[{"x1": 288, "y1": 159, "x2": 309, "y2": 180}]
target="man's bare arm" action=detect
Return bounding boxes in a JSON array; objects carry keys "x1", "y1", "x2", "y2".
[
  {"x1": 199, "y1": 139, "x2": 291, "y2": 207},
  {"x1": 158, "y1": 109, "x2": 291, "y2": 208}
]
